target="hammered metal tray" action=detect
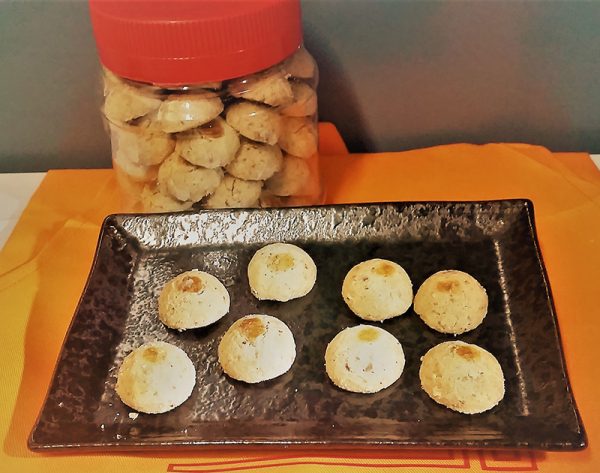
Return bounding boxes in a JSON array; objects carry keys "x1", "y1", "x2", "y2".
[{"x1": 29, "y1": 200, "x2": 586, "y2": 451}]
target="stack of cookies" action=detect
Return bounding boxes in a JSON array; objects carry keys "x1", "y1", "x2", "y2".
[{"x1": 103, "y1": 49, "x2": 321, "y2": 212}]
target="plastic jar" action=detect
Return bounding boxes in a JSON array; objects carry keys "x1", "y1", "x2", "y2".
[{"x1": 89, "y1": 0, "x2": 320, "y2": 212}]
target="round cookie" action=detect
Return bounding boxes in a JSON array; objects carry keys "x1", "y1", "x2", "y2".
[
  {"x1": 278, "y1": 117, "x2": 318, "y2": 158},
  {"x1": 325, "y1": 325, "x2": 405, "y2": 394},
  {"x1": 109, "y1": 122, "x2": 174, "y2": 167},
  {"x1": 103, "y1": 81, "x2": 162, "y2": 124},
  {"x1": 225, "y1": 101, "x2": 281, "y2": 145},
  {"x1": 157, "y1": 152, "x2": 223, "y2": 203},
  {"x1": 203, "y1": 175, "x2": 262, "y2": 209},
  {"x1": 283, "y1": 48, "x2": 317, "y2": 80},
  {"x1": 342, "y1": 258, "x2": 413, "y2": 322},
  {"x1": 413, "y1": 270, "x2": 488, "y2": 335},
  {"x1": 218, "y1": 314, "x2": 296, "y2": 383},
  {"x1": 158, "y1": 270, "x2": 230, "y2": 330},
  {"x1": 226, "y1": 139, "x2": 283, "y2": 181},
  {"x1": 176, "y1": 117, "x2": 240, "y2": 169},
  {"x1": 280, "y1": 82, "x2": 318, "y2": 117},
  {"x1": 140, "y1": 183, "x2": 193, "y2": 213},
  {"x1": 247, "y1": 242, "x2": 317, "y2": 302},
  {"x1": 155, "y1": 92, "x2": 224, "y2": 133},
  {"x1": 265, "y1": 154, "x2": 311, "y2": 196},
  {"x1": 419, "y1": 341, "x2": 505, "y2": 414},
  {"x1": 115, "y1": 341, "x2": 196, "y2": 414},
  {"x1": 112, "y1": 152, "x2": 158, "y2": 184},
  {"x1": 228, "y1": 69, "x2": 294, "y2": 107}
]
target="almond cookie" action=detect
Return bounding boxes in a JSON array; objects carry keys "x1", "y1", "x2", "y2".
[
  {"x1": 203, "y1": 175, "x2": 262, "y2": 209},
  {"x1": 157, "y1": 152, "x2": 223, "y2": 203},
  {"x1": 116, "y1": 341, "x2": 196, "y2": 414},
  {"x1": 103, "y1": 81, "x2": 162, "y2": 124},
  {"x1": 280, "y1": 82, "x2": 317, "y2": 117},
  {"x1": 419, "y1": 341, "x2": 505, "y2": 414},
  {"x1": 140, "y1": 183, "x2": 193, "y2": 213},
  {"x1": 158, "y1": 270, "x2": 230, "y2": 330},
  {"x1": 109, "y1": 122, "x2": 174, "y2": 167},
  {"x1": 278, "y1": 117, "x2": 318, "y2": 158},
  {"x1": 414, "y1": 270, "x2": 488, "y2": 335},
  {"x1": 325, "y1": 325, "x2": 405, "y2": 393},
  {"x1": 228, "y1": 69, "x2": 294, "y2": 107},
  {"x1": 247, "y1": 242, "x2": 317, "y2": 302},
  {"x1": 342, "y1": 258, "x2": 413, "y2": 322},
  {"x1": 226, "y1": 139, "x2": 283, "y2": 181},
  {"x1": 225, "y1": 101, "x2": 281, "y2": 145},
  {"x1": 176, "y1": 117, "x2": 240, "y2": 169},
  {"x1": 283, "y1": 48, "x2": 317, "y2": 80},
  {"x1": 264, "y1": 154, "x2": 311, "y2": 197},
  {"x1": 155, "y1": 92, "x2": 224, "y2": 133},
  {"x1": 218, "y1": 314, "x2": 296, "y2": 383}
]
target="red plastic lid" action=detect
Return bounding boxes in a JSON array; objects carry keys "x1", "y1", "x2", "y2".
[{"x1": 89, "y1": 0, "x2": 302, "y2": 86}]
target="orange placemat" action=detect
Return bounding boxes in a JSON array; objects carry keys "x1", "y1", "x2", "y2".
[{"x1": 1, "y1": 135, "x2": 599, "y2": 472}]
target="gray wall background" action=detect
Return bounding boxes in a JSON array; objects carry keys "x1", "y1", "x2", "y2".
[{"x1": 1, "y1": 0, "x2": 599, "y2": 172}]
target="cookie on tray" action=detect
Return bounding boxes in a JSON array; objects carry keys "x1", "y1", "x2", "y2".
[
  {"x1": 413, "y1": 270, "x2": 488, "y2": 335},
  {"x1": 116, "y1": 341, "x2": 196, "y2": 414},
  {"x1": 247, "y1": 242, "x2": 317, "y2": 302},
  {"x1": 158, "y1": 270, "x2": 230, "y2": 330},
  {"x1": 342, "y1": 258, "x2": 413, "y2": 322},
  {"x1": 218, "y1": 314, "x2": 296, "y2": 383},
  {"x1": 325, "y1": 325, "x2": 405, "y2": 393},
  {"x1": 419, "y1": 341, "x2": 505, "y2": 414}
]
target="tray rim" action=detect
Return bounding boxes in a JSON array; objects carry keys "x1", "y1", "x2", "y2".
[{"x1": 28, "y1": 199, "x2": 587, "y2": 452}]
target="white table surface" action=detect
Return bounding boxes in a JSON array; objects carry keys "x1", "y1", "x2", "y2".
[{"x1": 1, "y1": 155, "x2": 600, "y2": 251}]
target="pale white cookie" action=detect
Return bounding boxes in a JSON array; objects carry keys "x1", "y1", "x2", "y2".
[
  {"x1": 112, "y1": 151, "x2": 158, "y2": 183},
  {"x1": 116, "y1": 341, "x2": 196, "y2": 414},
  {"x1": 109, "y1": 122, "x2": 174, "y2": 167},
  {"x1": 158, "y1": 270, "x2": 230, "y2": 330},
  {"x1": 228, "y1": 69, "x2": 294, "y2": 107},
  {"x1": 325, "y1": 325, "x2": 405, "y2": 394},
  {"x1": 225, "y1": 101, "x2": 281, "y2": 145},
  {"x1": 419, "y1": 341, "x2": 505, "y2": 414},
  {"x1": 103, "y1": 81, "x2": 162, "y2": 124},
  {"x1": 265, "y1": 154, "x2": 311, "y2": 197},
  {"x1": 140, "y1": 183, "x2": 193, "y2": 213},
  {"x1": 218, "y1": 314, "x2": 296, "y2": 383},
  {"x1": 157, "y1": 152, "x2": 223, "y2": 203},
  {"x1": 342, "y1": 259, "x2": 413, "y2": 322},
  {"x1": 280, "y1": 82, "x2": 317, "y2": 117},
  {"x1": 283, "y1": 48, "x2": 317, "y2": 80},
  {"x1": 226, "y1": 139, "x2": 283, "y2": 181},
  {"x1": 278, "y1": 117, "x2": 318, "y2": 158},
  {"x1": 203, "y1": 175, "x2": 262, "y2": 209},
  {"x1": 247, "y1": 242, "x2": 317, "y2": 302},
  {"x1": 176, "y1": 118, "x2": 240, "y2": 169},
  {"x1": 414, "y1": 270, "x2": 488, "y2": 335},
  {"x1": 155, "y1": 92, "x2": 224, "y2": 133}
]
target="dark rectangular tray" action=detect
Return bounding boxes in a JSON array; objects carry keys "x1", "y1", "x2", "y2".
[{"x1": 29, "y1": 200, "x2": 586, "y2": 451}]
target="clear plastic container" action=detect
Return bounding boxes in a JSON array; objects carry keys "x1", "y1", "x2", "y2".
[{"x1": 90, "y1": 1, "x2": 321, "y2": 212}]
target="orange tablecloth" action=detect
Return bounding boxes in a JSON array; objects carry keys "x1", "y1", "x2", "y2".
[{"x1": 1, "y1": 125, "x2": 599, "y2": 472}]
